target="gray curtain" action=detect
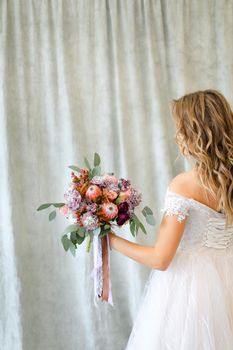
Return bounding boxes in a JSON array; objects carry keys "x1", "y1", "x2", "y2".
[{"x1": 1, "y1": 1, "x2": 233, "y2": 349}]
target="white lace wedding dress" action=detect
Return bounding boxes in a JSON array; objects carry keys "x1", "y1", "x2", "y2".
[{"x1": 125, "y1": 186, "x2": 233, "y2": 350}]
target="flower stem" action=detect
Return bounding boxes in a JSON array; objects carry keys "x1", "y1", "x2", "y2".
[{"x1": 86, "y1": 234, "x2": 92, "y2": 253}]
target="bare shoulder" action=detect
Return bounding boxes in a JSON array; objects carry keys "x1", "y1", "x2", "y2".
[{"x1": 168, "y1": 171, "x2": 197, "y2": 198}]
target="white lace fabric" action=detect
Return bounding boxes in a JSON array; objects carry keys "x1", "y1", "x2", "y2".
[
  {"x1": 160, "y1": 191, "x2": 190, "y2": 223},
  {"x1": 159, "y1": 187, "x2": 233, "y2": 252}
]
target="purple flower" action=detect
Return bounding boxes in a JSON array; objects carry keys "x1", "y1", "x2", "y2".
[
  {"x1": 116, "y1": 212, "x2": 130, "y2": 226},
  {"x1": 116, "y1": 201, "x2": 130, "y2": 225},
  {"x1": 118, "y1": 178, "x2": 131, "y2": 191},
  {"x1": 118, "y1": 202, "x2": 129, "y2": 213},
  {"x1": 64, "y1": 184, "x2": 82, "y2": 210},
  {"x1": 126, "y1": 188, "x2": 142, "y2": 210}
]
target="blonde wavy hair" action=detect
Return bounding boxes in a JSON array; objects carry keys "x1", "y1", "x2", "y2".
[{"x1": 170, "y1": 89, "x2": 233, "y2": 229}]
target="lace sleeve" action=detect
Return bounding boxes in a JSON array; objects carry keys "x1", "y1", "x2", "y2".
[{"x1": 160, "y1": 190, "x2": 190, "y2": 223}]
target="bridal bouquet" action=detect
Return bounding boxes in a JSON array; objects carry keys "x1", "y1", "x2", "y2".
[{"x1": 37, "y1": 153, "x2": 155, "y2": 306}]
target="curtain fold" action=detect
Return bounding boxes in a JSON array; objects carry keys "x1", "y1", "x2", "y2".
[{"x1": 1, "y1": 1, "x2": 233, "y2": 349}]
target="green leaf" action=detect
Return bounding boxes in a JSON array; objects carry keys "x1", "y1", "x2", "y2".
[
  {"x1": 142, "y1": 206, "x2": 153, "y2": 217},
  {"x1": 132, "y1": 214, "x2": 144, "y2": 235},
  {"x1": 94, "y1": 152, "x2": 101, "y2": 166},
  {"x1": 139, "y1": 222, "x2": 147, "y2": 234},
  {"x1": 99, "y1": 228, "x2": 111, "y2": 238},
  {"x1": 37, "y1": 203, "x2": 52, "y2": 211},
  {"x1": 91, "y1": 166, "x2": 101, "y2": 177},
  {"x1": 61, "y1": 234, "x2": 70, "y2": 251},
  {"x1": 62, "y1": 224, "x2": 80, "y2": 235},
  {"x1": 49, "y1": 210, "x2": 56, "y2": 221},
  {"x1": 69, "y1": 241, "x2": 76, "y2": 256},
  {"x1": 52, "y1": 203, "x2": 65, "y2": 208},
  {"x1": 146, "y1": 214, "x2": 156, "y2": 226},
  {"x1": 76, "y1": 234, "x2": 85, "y2": 245},
  {"x1": 70, "y1": 231, "x2": 78, "y2": 245},
  {"x1": 135, "y1": 222, "x2": 139, "y2": 235},
  {"x1": 104, "y1": 224, "x2": 111, "y2": 229},
  {"x1": 77, "y1": 227, "x2": 86, "y2": 237},
  {"x1": 99, "y1": 224, "x2": 112, "y2": 237},
  {"x1": 68, "y1": 165, "x2": 82, "y2": 172},
  {"x1": 132, "y1": 213, "x2": 140, "y2": 226},
  {"x1": 84, "y1": 156, "x2": 91, "y2": 170},
  {"x1": 130, "y1": 220, "x2": 136, "y2": 237}
]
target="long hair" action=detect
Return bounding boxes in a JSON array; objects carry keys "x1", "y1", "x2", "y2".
[{"x1": 170, "y1": 89, "x2": 233, "y2": 229}]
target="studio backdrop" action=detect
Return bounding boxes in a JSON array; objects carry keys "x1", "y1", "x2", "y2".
[{"x1": 1, "y1": 1, "x2": 233, "y2": 349}]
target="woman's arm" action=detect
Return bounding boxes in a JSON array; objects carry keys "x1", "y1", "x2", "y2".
[
  {"x1": 109, "y1": 210, "x2": 187, "y2": 271},
  {"x1": 109, "y1": 176, "x2": 190, "y2": 270},
  {"x1": 109, "y1": 232, "x2": 166, "y2": 270}
]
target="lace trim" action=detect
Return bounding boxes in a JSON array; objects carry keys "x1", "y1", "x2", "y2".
[{"x1": 160, "y1": 192, "x2": 190, "y2": 223}]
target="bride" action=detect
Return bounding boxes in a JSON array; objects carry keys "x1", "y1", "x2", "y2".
[{"x1": 109, "y1": 89, "x2": 233, "y2": 349}]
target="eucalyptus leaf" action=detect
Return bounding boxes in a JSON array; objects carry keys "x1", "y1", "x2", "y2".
[
  {"x1": 61, "y1": 234, "x2": 70, "y2": 251},
  {"x1": 68, "y1": 165, "x2": 82, "y2": 172},
  {"x1": 139, "y1": 222, "x2": 147, "y2": 234},
  {"x1": 62, "y1": 224, "x2": 80, "y2": 235},
  {"x1": 70, "y1": 231, "x2": 78, "y2": 245},
  {"x1": 94, "y1": 152, "x2": 101, "y2": 166},
  {"x1": 135, "y1": 222, "x2": 139, "y2": 235},
  {"x1": 132, "y1": 214, "x2": 145, "y2": 235},
  {"x1": 91, "y1": 166, "x2": 101, "y2": 177},
  {"x1": 76, "y1": 234, "x2": 85, "y2": 245},
  {"x1": 146, "y1": 214, "x2": 156, "y2": 226},
  {"x1": 132, "y1": 213, "x2": 140, "y2": 226},
  {"x1": 77, "y1": 227, "x2": 86, "y2": 237},
  {"x1": 142, "y1": 206, "x2": 153, "y2": 217},
  {"x1": 130, "y1": 220, "x2": 136, "y2": 236},
  {"x1": 37, "y1": 203, "x2": 52, "y2": 211},
  {"x1": 53, "y1": 203, "x2": 65, "y2": 208},
  {"x1": 69, "y1": 241, "x2": 76, "y2": 256},
  {"x1": 49, "y1": 210, "x2": 56, "y2": 221},
  {"x1": 84, "y1": 156, "x2": 91, "y2": 170}
]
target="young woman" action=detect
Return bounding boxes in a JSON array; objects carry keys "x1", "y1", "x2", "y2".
[{"x1": 109, "y1": 89, "x2": 233, "y2": 349}]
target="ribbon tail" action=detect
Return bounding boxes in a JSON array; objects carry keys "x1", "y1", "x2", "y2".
[
  {"x1": 102, "y1": 234, "x2": 114, "y2": 307},
  {"x1": 90, "y1": 233, "x2": 114, "y2": 307},
  {"x1": 107, "y1": 233, "x2": 114, "y2": 306},
  {"x1": 90, "y1": 234, "x2": 103, "y2": 308}
]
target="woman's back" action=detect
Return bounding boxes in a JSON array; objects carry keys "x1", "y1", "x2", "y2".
[
  {"x1": 164, "y1": 170, "x2": 233, "y2": 253},
  {"x1": 125, "y1": 172, "x2": 233, "y2": 350},
  {"x1": 169, "y1": 169, "x2": 222, "y2": 213}
]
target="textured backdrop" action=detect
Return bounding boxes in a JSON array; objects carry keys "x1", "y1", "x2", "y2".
[{"x1": 1, "y1": 1, "x2": 233, "y2": 349}]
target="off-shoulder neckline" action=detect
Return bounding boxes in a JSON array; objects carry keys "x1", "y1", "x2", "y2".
[{"x1": 167, "y1": 186, "x2": 226, "y2": 217}]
